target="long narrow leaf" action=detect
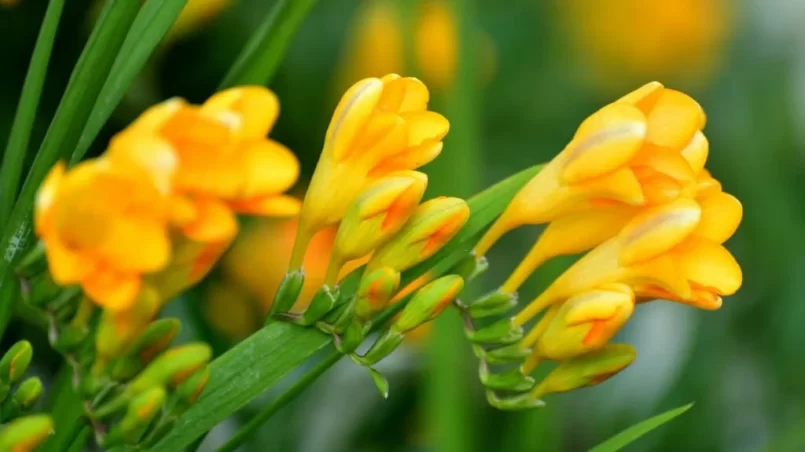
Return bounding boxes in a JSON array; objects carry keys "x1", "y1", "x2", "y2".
[
  {"x1": 150, "y1": 165, "x2": 542, "y2": 450},
  {"x1": 71, "y1": 0, "x2": 188, "y2": 164},
  {"x1": 590, "y1": 403, "x2": 694, "y2": 452},
  {"x1": 219, "y1": 0, "x2": 319, "y2": 89},
  {"x1": 0, "y1": 0, "x2": 142, "y2": 338},
  {"x1": 0, "y1": 0, "x2": 65, "y2": 227}
]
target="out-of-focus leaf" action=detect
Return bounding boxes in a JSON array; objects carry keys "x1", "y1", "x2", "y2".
[
  {"x1": 590, "y1": 403, "x2": 694, "y2": 452},
  {"x1": 71, "y1": 0, "x2": 188, "y2": 164},
  {"x1": 0, "y1": 0, "x2": 65, "y2": 227},
  {"x1": 219, "y1": 0, "x2": 319, "y2": 88}
]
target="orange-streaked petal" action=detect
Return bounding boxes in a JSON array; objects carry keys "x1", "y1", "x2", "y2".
[
  {"x1": 562, "y1": 103, "x2": 647, "y2": 183},
  {"x1": 694, "y1": 191, "x2": 742, "y2": 243},
  {"x1": 619, "y1": 198, "x2": 701, "y2": 265},
  {"x1": 675, "y1": 237, "x2": 742, "y2": 296}
]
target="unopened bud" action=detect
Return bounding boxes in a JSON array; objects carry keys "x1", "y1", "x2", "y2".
[
  {"x1": 268, "y1": 270, "x2": 305, "y2": 319},
  {"x1": 96, "y1": 286, "x2": 161, "y2": 362},
  {"x1": 532, "y1": 344, "x2": 636, "y2": 398},
  {"x1": 110, "y1": 318, "x2": 181, "y2": 381},
  {"x1": 127, "y1": 343, "x2": 212, "y2": 396},
  {"x1": 328, "y1": 172, "x2": 427, "y2": 283},
  {"x1": 535, "y1": 284, "x2": 634, "y2": 361},
  {"x1": 367, "y1": 197, "x2": 469, "y2": 273},
  {"x1": 13, "y1": 377, "x2": 43, "y2": 411},
  {"x1": 120, "y1": 386, "x2": 166, "y2": 444},
  {"x1": 393, "y1": 275, "x2": 463, "y2": 333},
  {"x1": 0, "y1": 415, "x2": 53, "y2": 451},
  {"x1": 354, "y1": 267, "x2": 401, "y2": 320},
  {"x1": 174, "y1": 367, "x2": 210, "y2": 414},
  {"x1": 0, "y1": 341, "x2": 33, "y2": 384},
  {"x1": 467, "y1": 318, "x2": 523, "y2": 345}
]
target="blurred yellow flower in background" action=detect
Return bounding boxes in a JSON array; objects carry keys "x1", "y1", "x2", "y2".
[
  {"x1": 559, "y1": 0, "x2": 731, "y2": 88},
  {"x1": 168, "y1": 0, "x2": 232, "y2": 41},
  {"x1": 337, "y1": 0, "x2": 496, "y2": 93}
]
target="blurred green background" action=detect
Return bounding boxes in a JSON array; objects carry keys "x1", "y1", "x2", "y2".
[{"x1": 1, "y1": 0, "x2": 803, "y2": 451}]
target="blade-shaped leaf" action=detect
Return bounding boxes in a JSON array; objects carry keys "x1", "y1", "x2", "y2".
[
  {"x1": 589, "y1": 403, "x2": 694, "y2": 452},
  {"x1": 0, "y1": 0, "x2": 65, "y2": 227},
  {"x1": 71, "y1": 0, "x2": 188, "y2": 164},
  {"x1": 150, "y1": 165, "x2": 542, "y2": 450},
  {"x1": 219, "y1": 0, "x2": 319, "y2": 89},
  {"x1": 0, "y1": 0, "x2": 142, "y2": 337}
]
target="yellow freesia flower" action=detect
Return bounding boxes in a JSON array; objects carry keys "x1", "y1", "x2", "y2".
[
  {"x1": 516, "y1": 195, "x2": 742, "y2": 329},
  {"x1": 291, "y1": 74, "x2": 449, "y2": 269},
  {"x1": 35, "y1": 136, "x2": 177, "y2": 311},
  {"x1": 560, "y1": 0, "x2": 730, "y2": 88},
  {"x1": 475, "y1": 82, "x2": 707, "y2": 259},
  {"x1": 119, "y1": 86, "x2": 300, "y2": 243}
]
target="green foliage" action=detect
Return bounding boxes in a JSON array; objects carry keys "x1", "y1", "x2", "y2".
[{"x1": 590, "y1": 403, "x2": 694, "y2": 452}]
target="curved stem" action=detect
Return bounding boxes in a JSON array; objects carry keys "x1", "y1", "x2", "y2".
[{"x1": 216, "y1": 352, "x2": 341, "y2": 452}]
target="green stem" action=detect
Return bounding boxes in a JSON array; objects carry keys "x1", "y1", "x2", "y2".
[
  {"x1": 219, "y1": 0, "x2": 320, "y2": 88},
  {"x1": 0, "y1": 0, "x2": 65, "y2": 227},
  {"x1": 64, "y1": 426, "x2": 91, "y2": 452},
  {"x1": 216, "y1": 352, "x2": 341, "y2": 452}
]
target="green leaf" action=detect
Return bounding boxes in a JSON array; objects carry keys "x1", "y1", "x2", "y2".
[
  {"x1": 71, "y1": 0, "x2": 189, "y2": 164},
  {"x1": 219, "y1": 0, "x2": 319, "y2": 89},
  {"x1": 0, "y1": 0, "x2": 65, "y2": 227},
  {"x1": 0, "y1": 0, "x2": 141, "y2": 338},
  {"x1": 149, "y1": 165, "x2": 541, "y2": 450},
  {"x1": 589, "y1": 403, "x2": 694, "y2": 452}
]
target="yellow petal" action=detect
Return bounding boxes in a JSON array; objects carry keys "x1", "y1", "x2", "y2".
[
  {"x1": 201, "y1": 86, "x2": 279, "y2": 139},
  {"x1": 161, "y1": 105, "x2": 236, "y2": 149},
  {"x1": 405, "y1": 110, "x2": 450, "y2": 146},
  {"x1": 45, "y1": 237, "x2": 94, "y2": 284},
  {"x1": 632, "y1": 146, "x2": 696, "y2": 184},
  {"x1": 230, "y1": 195, "x2": 301, "y2": 217},
  {"x1": 181, "y1": 197, "x2": 238, "y2": 243},
  {"x1": 98, "y1": 218, "x2": 171, "y2": 273},
  {"x1": 675, "y1": 237, "x2": 742, "y2": 296},
  {"x1": 35, "y1": 162, "x2": 65, "y2": 234},
  {"x1": 83, "y1": 269, "x2": 141, "y2": 311},
  {"x1": 582, "y1": 167, "x2": 645, "y2": 205},
  {"x1": 694, "y1": 191, "x2": 742, "y2": 243},
  {"x1": 562, "y1": 103, "x2": 647, "y2": 183},
  {"x1": 326, "y1": 78, "x2": 384, "y2": 162},
  {"x1": 680, "y1": 131, "x2": 709, "y2": 174},
  {"x1": 634, "y1": 171, "x2": 683, "y2": 205},
  {"x1": 619, "y1": 198, "x2": 701, "y2": 265},
  {"x1": 645, "y1": 89, "x2": 705, "y2": 150},
  {"x1": 616, "y1": 81, "x2": 664, "y2": 114},
  {"x1": 369, "y1": 141, "x2": 443, "y2": 176},
  {"x1": 127, "y1": 98, "x2": 185, "y2": 134},
  {"x1": 106, "y1": 133, "x2": 177, "y2": 194},
  {"x1": 239, "y1": 139, "x2": 300, "y2": 198},
  {"x1": 379, "y1": 75, "x2": 429, "y2": 113}
]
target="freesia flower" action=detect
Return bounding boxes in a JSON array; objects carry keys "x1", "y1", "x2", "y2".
[
  {"x1": 35, "y1": 135, "x2": 177, "y2": 311},
  {"x1": 516, "y1": 196, "x2": 742, "y2": 327},
  {"x1": 290, "y1": 74, "x2": 449, "y2": 269},
  {"x1": 474, "y1": 82, "x2": 707, "y2": 259}
]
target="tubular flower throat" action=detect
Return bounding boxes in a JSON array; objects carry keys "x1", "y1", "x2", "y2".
[{"x1": 290, "y1": 74, "x2": 449, "y2": 269}]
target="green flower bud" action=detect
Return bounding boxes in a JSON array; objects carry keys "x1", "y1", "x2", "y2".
[
  {"x1": 120, "y1": 386, "x2": 166, "y2": 444},
  {"x1": 0, "y1": 341, "x2": 33, "y2": 384},
  {"x1": 0, "y1": 414, "x2": 53, "y2": 451},
  {"x1": 367, "y1": 197, "x2": 470, "y2": 274},
  {"x1": 393, "y1": 275, "x2": 464, "y2": 333},
  {"x1": 268, "y1": 270, "x2": 305, "y2": 319},
  {"x1": 532, "y1": 344, "x2": 636, "y2": 398},
  {"x1": 127, "y1": 343, "x2": 212, "y2": 396},
  {"x1": 109, "y1": 318, "x2": 181, "y2": 381},
  {"x1": 13, "y1": 377, "x2": 43, "y2": 411},
  {"x1": 174, "y1": 368, "x2": 210, "y2": 414},
  {"x1": 354, "y1": 267, "x2": 401, "y2": 321},
  {"x1": 467, "y1": 318, "x2": 523, "y2": 345}
]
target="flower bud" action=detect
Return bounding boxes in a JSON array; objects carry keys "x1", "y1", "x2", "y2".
[
  {"x1": 13, "y1": 377, "x2": 43, "y2": 412},
  {"x1": 0, "y1": 415, "x2": 53, "y2": 452},
  {"x1": 367, "y1": 197, "x2": 469, "y2": 273},
  {"x1": 354, "y1": 267, "x2": 401, "y2": 320},
  {"x1": 102, "y1": 386, "x2": 167, "y2": 448},
  {"x1": 534, "y1": 284, "x2": 634, "y2": 361},
  {"x1": 96, "y1": 285, "x2": 161, "y2": 362},
  {"x1": 175, "y1": 367, "x2": 210, "y2": 411},
  {"x1": 531, "y1": 344, "x2": 636, "y2": 398},
  {"x1": 109, "y1": 318, "x2": 182, "y2": 381},
  {"x1": 328, "y1": 172, "x2": 427, "y2": 283},
  {"x1": 126, "y1": 343, "x2": 212, "y2": 396},
  {"x1": 393, "y1": 275, "x2": 463, "y2": 333},
  {"x1": 0, "y1": 341, "x2": 33, "y2": 384}
]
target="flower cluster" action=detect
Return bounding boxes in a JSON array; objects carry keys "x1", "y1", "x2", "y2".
[
  {"x1": 271, "y1": 74, "x2": 469, "y2": 370},
  {"x1": 35, "y1": 86, "x2": 299, "y2": 312},
  {"x1": 466, "y1": 82, "x2": 743, "y2": 408}
]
